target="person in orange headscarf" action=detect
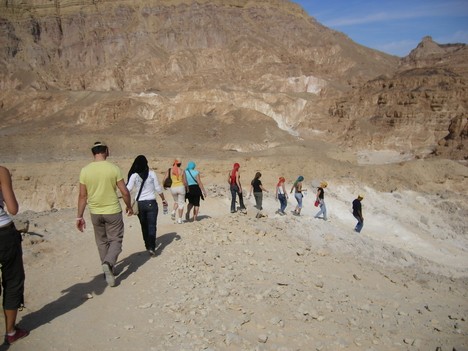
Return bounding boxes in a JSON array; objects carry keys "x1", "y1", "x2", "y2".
[
  {"x1": 227, "y1": 162, "x2": 246, "y2": 213},
  {"x1": 163, "y1": 159, "x2": 187, "y2": 224},
  {"x1": 275, "y1": 176, "x2": 288, "y2": 215}
]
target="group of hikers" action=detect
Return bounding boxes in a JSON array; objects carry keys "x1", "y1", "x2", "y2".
[
  {"x1": 227, "y1": 162, "x2": 364, "y2": 233},
  {"x1": 0, "y1": 141, "x2": 365, "y2": 346}
]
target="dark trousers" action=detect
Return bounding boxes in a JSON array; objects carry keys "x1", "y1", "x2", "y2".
[
  {"x1": 0, "y1": 223, "x2": 25, "y2": 310},
  {"x1": 278, "y1": 194, "x2": 287, "y2": 213},
  {"x1": 354, "y1": 215, "x2": 364, "y2": 233},
  {"x1": 230, "y1": 184, "x2": 245, "y2": 212},
  {"x1": 137, "y1": 200, "x2": 158, "y2": 251}
]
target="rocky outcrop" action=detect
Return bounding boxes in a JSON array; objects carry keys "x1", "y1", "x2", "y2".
[
  {"x1": 1, "y1": 2, "x2": 466, "y2": 161},
  {"x1": 328, "y1": 37, "x2": 467, "y2": 161}
]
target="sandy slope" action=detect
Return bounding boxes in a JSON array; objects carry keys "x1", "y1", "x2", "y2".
[{"x1": 0, "y1": 143, "x2": 467, "y2": 350}]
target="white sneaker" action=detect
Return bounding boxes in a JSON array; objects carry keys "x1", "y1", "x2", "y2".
[{"x1": 177, "y1": 218, "x2": 182, "y2": 224}]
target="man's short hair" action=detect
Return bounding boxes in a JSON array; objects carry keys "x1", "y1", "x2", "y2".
[{"x1": 91, "y1": 141, "x2": 108, "y2": 155}]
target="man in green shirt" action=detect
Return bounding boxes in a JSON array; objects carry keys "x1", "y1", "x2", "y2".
[{"x1": 76, "y1": 142, "x2": 133, "y2": 287}]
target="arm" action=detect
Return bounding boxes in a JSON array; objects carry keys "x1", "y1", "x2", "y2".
[
  {"x1": 260, "y1": 184, "x2": 269, "y2": 193},
  {"x1": 126, "y1": 173, "x2": 135, "y2": 192},
  {"x1": 117, "y1": 179, "x2": 133, "y2": 216},
  {"x1": 196, "y1": 174, "x2": 207, "y2": 197},
  {"x1": 282, "y1": 184, "x2": 288, "y2": 198},
  {"x1": 152, "y1": 172, "x2": 167, "y2": 205},
  {"x1": 76, "y1": 183, "x2": 88, "y2": 232},
  {"x1": 236, "y1": 172, "x2": 242, "y2": 193},
  {"x1": 0, "y1": 166, "x2": 18, "y2": 215}
]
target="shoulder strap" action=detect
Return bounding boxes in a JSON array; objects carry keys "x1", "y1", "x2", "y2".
[
  {"x1": 136, "y1": 175, "x2": 146, "y2": 201},
  {"x1": 187, "y1": 170, "x2": 198, "y2": 185}
]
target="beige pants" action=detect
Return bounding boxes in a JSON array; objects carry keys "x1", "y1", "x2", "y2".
[{"x1": 91, "y1": 212, "x2": 124, "y2": 267}]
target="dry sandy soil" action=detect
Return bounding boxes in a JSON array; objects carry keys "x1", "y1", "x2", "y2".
[{"x1": 1, "y1": 141, "x2": 467, "y2": 351}]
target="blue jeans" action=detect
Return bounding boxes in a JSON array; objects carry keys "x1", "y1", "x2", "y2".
[
  {"x1": 230, "y1": 184, "x2": 245, "y2": 212},
  {"x1": 314, "y1": 199, "x2": 327, "y2": 220},
  {"x1": 278, "y1": 194, "x2": 287, "y2": 213},
  {"x1": 354, "y1": 215, "x2": 364, "y2": 233},
  {"x1": 137, "y1": 200, "x2": 158, "y2": 251}
]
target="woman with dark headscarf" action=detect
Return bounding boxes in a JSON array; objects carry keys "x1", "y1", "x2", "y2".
[
  {"x1": 290, "y1": 176, "x2": 306, "y2": 216},
  {"x1": 127, "y1": 155, "x2": 167, "y2": 256},
  {"x1": 228, "y1": 162, "x2": 246, "y2": 213},
  {"x1": 184, "y1": 161, "x2": 207, "y2": 222}
]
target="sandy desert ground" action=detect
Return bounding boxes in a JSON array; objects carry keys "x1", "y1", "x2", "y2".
[{"x1": 1, "y1": 140, "x2": 467, "y2": 351}]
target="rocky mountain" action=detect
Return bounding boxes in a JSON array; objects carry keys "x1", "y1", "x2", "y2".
[
  {"x1": 0, "y1": 1, "x2": 466, "y2": 161},
  {"x1": 328, "y1": 37, "x2": 467, "y2": 161}
]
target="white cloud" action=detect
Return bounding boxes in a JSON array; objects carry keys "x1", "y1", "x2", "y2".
[
  {"x1": 374, "y1": 40, "x2": 419, "y2": 57},
  {"x1": 434, "y1": 30, "x2": 468, "y2": 44},
  {"x1": 325, "y1": 1, "x2": 468, "y2": 27}
]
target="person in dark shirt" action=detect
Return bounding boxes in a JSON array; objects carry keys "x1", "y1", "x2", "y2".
[
  {"x1": 249, "y1": 172, "x2": 269, "y2": 218},
  {"x1": 352, "y1": 195, "x2": 364, "y2": 233}
]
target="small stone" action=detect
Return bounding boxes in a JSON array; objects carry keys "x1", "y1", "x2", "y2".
[
  {"x1": 258, "y1": 334, "x2": 268, "y2": 343},
  {"x1": 124, "y1": 325, "x2": 135, "y2": 330}
]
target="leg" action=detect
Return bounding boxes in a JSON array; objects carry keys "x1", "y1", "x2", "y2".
[
  {"x1": 4, "y1": 309, "x2": 18, "y2": 334},
  {"x1": 145, "y1": 201, "x2": 158, "y2": 250},
  {"x1": 138, "y1": 203, "x2": 150, "y2": 250},
  {"x1": 193, "y1": 206, "x2": 200, "y2": 221},
  {"x1": 186, "y1": 203, "x2": 193, "y2": 220},
  {"x1": 230, "y1": 185, "x2": 237, "y2": 212},
  {"x1": 91, "y1": 214, "x2": 110, "y2": 263},
  {"x1": 0, "y1": 227, "x2": 27, "y2": 339},
  {"x1": 102, "y1": 213, "x2": 124, "y2": 267},
  {"x1": 238, "y1": 190, "x2": 246, "y2": 210},
  {"x1": 177, "y1": 188, "x2": 185, "y2": 222}
]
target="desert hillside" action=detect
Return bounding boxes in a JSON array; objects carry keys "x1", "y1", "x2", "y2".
[{"x1": 0, "y1": 1, "x2": 467, "y2": 350}]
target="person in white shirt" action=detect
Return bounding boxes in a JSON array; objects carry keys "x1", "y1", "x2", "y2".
[{"x1": 127, "y1": 155, "x2": 167, "y2": 256}]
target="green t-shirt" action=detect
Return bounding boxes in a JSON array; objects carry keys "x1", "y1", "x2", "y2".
[{"x1": 79, "y1": 160, "x2": 123, "y2": 215}]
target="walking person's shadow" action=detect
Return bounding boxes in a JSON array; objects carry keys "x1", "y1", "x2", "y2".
[
  {"x1": 9, "y1": 231, "x2": 181, "y2": 349},
  {"x1": 154, "y1": 231, "x2": 181, "y2": 256}
]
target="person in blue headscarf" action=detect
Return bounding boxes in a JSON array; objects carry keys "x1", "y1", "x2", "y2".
[
  {"x1": 290, "y1": 176, "x2": 306, "y2": 216},
  {"x1": 184, "y1": 161, "x2": 207, "y2": 222}
]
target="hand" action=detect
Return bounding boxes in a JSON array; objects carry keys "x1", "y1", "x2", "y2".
[
  {"x1": 126, "y1": 207, "x2": 134, "y2": 216},
  {"x1": 76, "y1": 218, "x2": 86, "y2": 232}
]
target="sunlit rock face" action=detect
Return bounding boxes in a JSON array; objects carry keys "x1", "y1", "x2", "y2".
[{"x1": 0, "y1": 1, "x2": 465, "y2": 161}]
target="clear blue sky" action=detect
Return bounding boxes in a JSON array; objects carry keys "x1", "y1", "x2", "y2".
[{"x1": 293, "y1": 0, "x2": 468, "y2": 57}]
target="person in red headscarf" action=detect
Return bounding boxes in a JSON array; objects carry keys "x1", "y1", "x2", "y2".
[
  {"x1": 227, "y1": 162, "x2": 246, "y2": 213},
  {"x1": 275, "y1": 176, "x2": 288, "y2": 215}
]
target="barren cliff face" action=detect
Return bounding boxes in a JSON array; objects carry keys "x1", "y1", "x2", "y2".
[
  {"x1": 327, "y1": 37, "x2": 467, "y2": 160},
  {"x1": 0, "y1": 1, "x2": 466, "y2": 161}
]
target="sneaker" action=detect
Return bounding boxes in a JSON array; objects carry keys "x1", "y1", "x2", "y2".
[
  {"x1": 148, "y1": 249, "x2": 156, "y2": 257},
  {"x1": 177, "y1": 218, "x2": 182, "y2": 224},
  {"x1": 4, "y1": 327, "x2": 29, "y2": 345},
  {"x1": 230, "y1": 210, "x2": 236, "y2": 213},
  {"x1": 102, "y1": 262, "x2": 116, "y2": 287},
  {"x1": 171, "y1": 211, "x2": 176, "y2": 220}
]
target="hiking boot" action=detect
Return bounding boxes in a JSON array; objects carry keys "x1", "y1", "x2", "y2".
[
  {"x1": 102, "y1": 262, "x2": 116, "y2": 287},
  {"x1": 4, "y1": 327, "x2": 29, "y2": 345}
]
